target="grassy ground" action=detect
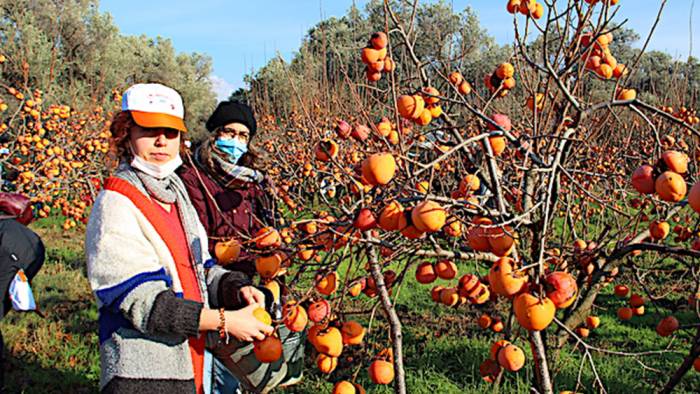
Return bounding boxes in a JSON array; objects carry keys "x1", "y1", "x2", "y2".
[
  {"x1": 1, "y1": 216, "x2": 699, "y2": 393},
  {"x1": 2, "y1": 217, "x2": 99, "y2": 393}
]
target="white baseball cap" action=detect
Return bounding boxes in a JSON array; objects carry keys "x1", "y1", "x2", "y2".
[{"x1": 121, "y1": 83, "x2": 187, "y2": 132}]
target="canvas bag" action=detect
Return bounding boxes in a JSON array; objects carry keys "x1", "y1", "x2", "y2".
[{"x1": 210, "y1": 324, "x2": 305, "y2": 394}]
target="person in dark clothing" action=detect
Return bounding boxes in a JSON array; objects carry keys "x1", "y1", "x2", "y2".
[
  {"x1": 0, "y1": 193, "x2": 45, "y2": 393},
  {"x1": 179, "y1": 100, "x2": 275, "y2": 278},
  {"x1": 179, "y1": 101, "x2": 303, "y2": 394}
]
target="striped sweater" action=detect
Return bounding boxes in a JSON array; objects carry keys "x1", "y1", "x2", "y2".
[{"x1": 86, "y1": 178, "x2": 252, "y2": 393}]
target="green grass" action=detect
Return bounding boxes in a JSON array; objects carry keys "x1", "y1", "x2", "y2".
[
  {"x1": 2, "y1": 216, "x2": 699, "y2": 393},
  {"x1": 2, "y1": 218, "x2": 99, "y2": 393},
  {"x1": 284, "y1": 253, "x2": 700, "y2": 393}
]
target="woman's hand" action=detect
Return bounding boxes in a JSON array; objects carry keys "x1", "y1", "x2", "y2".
[
  {"x1": 239, "y1": 285, "x2": 266, "y2": 308},
  {"x1": 225, "y1": 304, "x2": 273, "y2": 342}
]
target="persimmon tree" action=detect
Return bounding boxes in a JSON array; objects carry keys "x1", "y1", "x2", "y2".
[
  {"x1": 234, "y1": 0, "x2": 700, "y2": 393},
  {"x1": 0, "y1": 0, "x2": 219, "y2": 226},
  {"x1": 3, "y1": 0, "x2": 699, "y2": 392},
  {"x1": 0, "y1": 81, "x2": 115, "y2": 228}
]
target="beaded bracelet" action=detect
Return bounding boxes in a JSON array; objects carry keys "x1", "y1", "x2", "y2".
[{"x1": 218, "y1": 308, "x2": 229, "y2": 344}]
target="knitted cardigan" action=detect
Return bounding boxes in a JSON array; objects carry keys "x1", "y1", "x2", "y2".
[{"x1": 86, "y1": 177, "x2": 252, "y2": 393}]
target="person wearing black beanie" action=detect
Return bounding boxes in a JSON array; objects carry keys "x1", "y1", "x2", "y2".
[
  {"x1": 178, "y1": 102, "x2": 304, "y2": 393},
  {"x1": 205, "y1": 101, "x2": 257, "y2": 138}
]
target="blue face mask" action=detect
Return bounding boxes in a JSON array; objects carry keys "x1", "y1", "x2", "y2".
[{"x1": 215, "y1": 137, "x2": 248, "y2": 163}]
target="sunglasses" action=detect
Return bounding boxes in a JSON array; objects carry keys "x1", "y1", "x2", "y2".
[{"x1": 142, "y1": 128, "x2": 180, "y2": 139}]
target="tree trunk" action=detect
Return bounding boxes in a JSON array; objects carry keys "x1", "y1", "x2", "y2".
[
  {"x1": 366, "y1": 233, "x2": 407, "y2": 394},
  {"x1": 530, "y1": 330, "x2": 554, "y2": 394}
]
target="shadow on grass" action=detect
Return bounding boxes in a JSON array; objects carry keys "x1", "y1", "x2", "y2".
[
  {"x1": 44, "y1": 247, "x2": 86, "y2": 274},
  {"x1": 39, "y1": 297, "x2": 98, "y2": 336},
  {"x1": 4, "y1": 355, "x2": 98, "y2": 394}
]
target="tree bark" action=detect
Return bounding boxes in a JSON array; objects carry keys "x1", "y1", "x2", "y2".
[
  {"x1": 557, "y1": 277, "x2": 606, "y2": 347},
  {"x1": 660, "y1": 326, "x2": 700, "y2": 394},
  {"x1": 366, "y1": 232, "x2": 406, "y2": 394},
  {"x1": 530, "y1": 330, "x2": 554, "y2": 394}
]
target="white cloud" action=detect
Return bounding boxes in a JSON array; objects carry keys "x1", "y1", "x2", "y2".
[{"x1": 209, "y1": 74, "x2": 237, "y2": 101}]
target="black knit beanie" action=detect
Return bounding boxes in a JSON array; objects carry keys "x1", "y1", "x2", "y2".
[{"x1": 206, "y1": 100, "x2": 257, "y2": 137}]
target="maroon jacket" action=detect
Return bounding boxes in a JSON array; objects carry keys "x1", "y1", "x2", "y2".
[{"x1": 179, "y1": 164, "x2": 268, "y2": 278}]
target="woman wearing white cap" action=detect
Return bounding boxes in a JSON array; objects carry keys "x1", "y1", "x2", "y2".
[{"x1": 85, "y1": 83, "x2": 272, "y2": 394}]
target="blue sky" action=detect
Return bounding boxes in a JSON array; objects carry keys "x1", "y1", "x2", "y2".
[{"x1": 100, "y1": 1, "x2": 699, "y2": 100}]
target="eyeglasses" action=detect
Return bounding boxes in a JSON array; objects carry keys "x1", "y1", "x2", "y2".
[{"x1": 219, "y1": 127, "x2": 250, "y2": 140}]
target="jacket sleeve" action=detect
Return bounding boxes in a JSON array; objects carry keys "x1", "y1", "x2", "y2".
[
  {"x1": 146, "y1": 290, "x2": 202, "y2": 336},
  {"x1": 86, "y1": 191, "x2": 202, "y2": 337},
  {"x1": 216, "y1": 269, "x2": 254, "y2": 309}
]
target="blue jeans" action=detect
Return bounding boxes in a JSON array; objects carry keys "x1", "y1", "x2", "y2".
[
  {"x1": 204, "y1": 351, "x2": 240, "y2": 394},
  {"x1": 203, "y1": 351, "x2": 212, "y2": 394}
]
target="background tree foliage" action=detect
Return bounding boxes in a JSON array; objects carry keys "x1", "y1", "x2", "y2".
[
  {"x1": 0, "y1": 0, "x2": 217, "y2": 139},
  {"x1": 243, "y1": 0, "x2": 700, "y2": 124},
  {"x1": 244, "y1": 0, "x2": 508, "y2": 119},
  {"x1": 1, "y1": 0, "x2": 699, "y2": 137}
]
